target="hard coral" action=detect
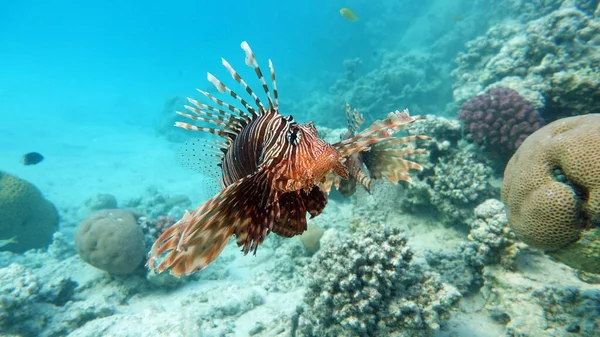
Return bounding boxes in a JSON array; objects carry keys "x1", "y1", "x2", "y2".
[
  {"x1": 547, "y1": 227, "x2": 600, "y2": 274},
  {"x1": 453, "y1": 8, "x2": 600, "y2": 120},
  {"x1": 296, "y1": 50, "x2": 451, "y2": 128},
  {"x1": 467, "y1": 199, "x2": 516, "y2": 260},
  {"x1": 502, "y1": 114, "x2": 600, "y2": 250},
  {"x1": 459, "y1": 87, "x2": 544, "y2": 160},
  {"x1": 0, "y1": 263, "x2": 40, "y2": 330},
  {"x1": 401, "y1": 145, "x2": 498, "y2": 227},
  {"x1": 0, "y1": 171, "x2": 59, "y2": 253},
  {"x1": 298, "y1": 227, "x2": 460, "y2": 337},
  {"x1": 75, "y1": 209, "x2": 145, "y2": 274},
  {"x1": 430, "y1": 151, "x2": 496, "y2": 225},
  {"x1": 532, "y1": 285, "x2": 600, "y2": 336}
]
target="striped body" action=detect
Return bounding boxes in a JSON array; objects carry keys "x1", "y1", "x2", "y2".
[{"x1": 148, "y1": 42, "x2": 427, "y2": 277}]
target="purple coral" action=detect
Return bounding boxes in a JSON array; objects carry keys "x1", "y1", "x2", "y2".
[{"x1": 459, "y1": 87, "x2": 544, "y2": 158}]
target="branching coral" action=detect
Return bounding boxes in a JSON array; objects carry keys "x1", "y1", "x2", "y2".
[
  {"x1": 430, "y1": 151, "x2": 496, "y2": 223},
  {"x1": 426, "y1": 199, "x2": 518, "y2": 295},
  {"x1": 425, "y1": 242, "x2": 488, "y2": 295},
  {"x1": 399, "y1": 117, "x2": 498, "y2": 226},
  {"x1": 403, "y1": 149, "x2": 497, "y2": 226},
  {"x1": 467, "y1": 199, "x2": 517, "y2": 263},
  {"x1": 532, "y1": 286, "x2": 600, "y2": 336},
  {"x1": 296, "y1": 50, "x2": 452, "y2": 127},
  {"x1": 298, "y1": 226, "x2": 460, "y2": 337}
]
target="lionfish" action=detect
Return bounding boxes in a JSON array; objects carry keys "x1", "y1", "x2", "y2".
[
  {"x1": 337, "y1": 104, "x2": 429, "y2": 196},
  {"x1": 148, "y1": 42, "x2": 427, "y2": 276}
]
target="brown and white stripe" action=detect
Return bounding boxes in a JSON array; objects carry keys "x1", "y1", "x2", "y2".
[{"x1": 148, "y1": 41, "x2": 426, "y2": 277}]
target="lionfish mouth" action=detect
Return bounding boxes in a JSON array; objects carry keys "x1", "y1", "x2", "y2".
[{"x1": 146, "y1": 42, "x2": 429, "y2": 277}]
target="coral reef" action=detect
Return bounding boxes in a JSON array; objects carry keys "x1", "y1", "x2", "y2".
[
  {"x1": 489, "y1": 0, "x2": 599, "y2": 23},
  {"x1": 467, "y1": 199, "x2": 517, "y2": 266},
  {"x1": 296, "y1": 50, "x2": 452, "y2": 127},
  {"x1": 385, "y1": 116, "x2": 500, "y2": 226},
  {"x1": 502, "y1": 114, "x2": 600, "y2": 250},
  {"x1": 425, "y1": 242, "x2": 488, "y2": 295},
  {"x1": 84, "y1": 193, "x2": 118, "y2": 211},
  {"x1": 137, "y1": 214, "x2": 176, "y2": 243},
  {"x1": 406, "y1": 116, "x2": 463, "y2": 164},
  {"x1": 0, "y1": 263, "x2": 40, "y2": 330},
  {"x1": 458, "y1": 87, "x2": 544, "y2": 161},
  {"x1": 429, "y1": 151, "x2": 497, "y2": 225},
  {"x1": 47, "y1": 232, "x2": 77, "y2": 261},
  {"x1": 123, "y1": 186, "x2": 190, "y2": 222},
  {"x1": 297, "y1": 226, "x2": 461, "y2": 337},
  {"x1": 452, "y1": 7, "x2": 600, "y2": 120},
  {"x1": 0, "y1": 263, "x2": 83, "y2": 337},
  {"x1": 256, "y1": 236, "x2": 312, "y2": 292},
  {"x1": 532, "y1": 285, "x2": 600, "y2": 336},
  {"x1": 75, "y1": 209, "x2": 145, "y2": 274},
  {"x1": 426, "y1": 199, "x2": 517, "y2": 295},
  {"x1": 547, "y1": 227, "x2": 600, "y2": 274},
  {"x1": 481, "y1": 253, "x2": 600, "y2": 337},
  {"x1": 0, "y1": 171, "x2": 59, "y2": 253},
  {"x1": 403, "y1": 148, "x2": 497, "y2": 226},
  {"x1": 81, "y1": 193, "x2": 118, "y2": 213}
]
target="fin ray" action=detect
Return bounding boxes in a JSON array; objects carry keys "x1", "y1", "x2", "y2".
[{"x1": 148, "y1": 169, "x2": 277, "y2": 276}]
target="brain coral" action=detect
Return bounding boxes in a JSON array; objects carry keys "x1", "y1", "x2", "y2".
[
  {"x1": 75, "y1": 209, "x2": 145, "y2": 274},
  {"x1": 459, "y1": 87, "x2": 544, "y2": 160},
  {"x1": 501, "y1": 114, "x2": 600, "y2": 250},
  {"x1": 0, "y1": 171, "x2": 58, "y2": 253}
]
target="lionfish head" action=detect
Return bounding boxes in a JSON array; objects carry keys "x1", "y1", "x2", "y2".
[{"x1": 272, "y1": 119, "x2": 347, "y2": 192}]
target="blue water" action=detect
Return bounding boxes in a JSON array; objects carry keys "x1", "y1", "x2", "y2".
[
  {"x1": 2, "y1": 1, "x2": 358, "y2": 126},
  {"x1": 1, "y1": 0, "x2": 478, "y2": 130}
]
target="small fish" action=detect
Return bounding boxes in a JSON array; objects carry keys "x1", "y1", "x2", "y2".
[
  {"x1": 0, "y1": 236, "x2": 18, "y2": 248},
  {"x1": 340, "y1": 7, "x2": 358, "y2": 21},
  {"x1": 22, "y1": 152, "x2": 44, "y2": 165}
]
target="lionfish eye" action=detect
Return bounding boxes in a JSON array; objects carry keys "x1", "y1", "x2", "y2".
[{"x1": 287, "y1": 125, "x2": 301, "y2": 145}]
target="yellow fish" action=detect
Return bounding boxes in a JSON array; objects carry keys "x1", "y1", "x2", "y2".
[
  {"x1": 0, "y1": 236, "x2": 17, "y2": 248},
  {"x1": 340, "y1": 8, "x2": 358, "y2": 21}
]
